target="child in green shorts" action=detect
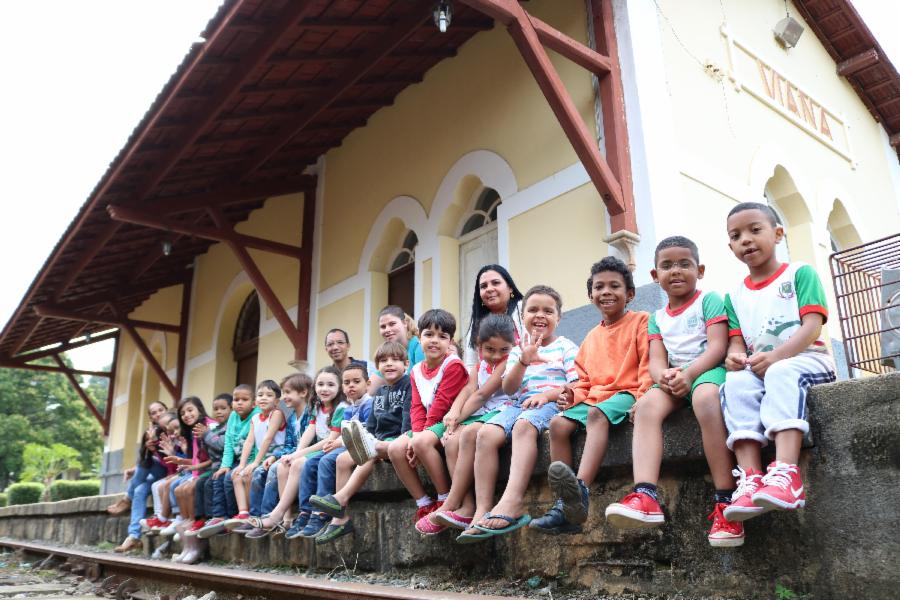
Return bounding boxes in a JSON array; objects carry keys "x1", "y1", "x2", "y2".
[
  {"x1": 531, "y1": 257, "x2": 651, "y2": 535},
  {"x1": 387, "y1": 309, "x2": 468, "y2": 525},
  {"x1": 604, "y1": 236, "x2": 741, "y2": 547}
]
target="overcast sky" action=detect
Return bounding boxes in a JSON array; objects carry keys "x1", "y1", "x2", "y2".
[{"x1": 0, "y1": 0, "x2": 897, "y2": 372}]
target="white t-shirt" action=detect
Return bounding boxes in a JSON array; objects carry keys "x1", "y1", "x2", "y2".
[
  {"x1": 463, "y1": 304, "x2": 524, "y2": 367},
  {"x1": 648, "y1": 290, "x2": 727, "y2": 368},
  {"x1": 472, "y1": 358, "x2": 513, "y2": 415}
]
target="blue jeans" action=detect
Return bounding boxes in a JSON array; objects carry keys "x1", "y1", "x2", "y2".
[
  {"x1": 299, "y1": 448, "x2": 344, "y2": 513},
  {"x1": 193, "y1": 473, "x2": 213, "y2": 518},
  {"x1": 260, "y1": 461, "x2": 281, "y2": 515},
  {"x1": 126, "y1": 461, "x2": 167, "y2": 538},
  {"x1": 249, "y1": 465, "x2": 269, "y2": 516},
  {"x1": 210, "y1": 470, "x2": 237, "y2": 518},
  {"x1": 126, "y1": 461, "x2": 166, "y2": 499}
]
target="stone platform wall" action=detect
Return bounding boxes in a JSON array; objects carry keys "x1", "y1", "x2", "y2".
[{"x1": 2, "y1": 373, "x2": 898, "y2": 599}]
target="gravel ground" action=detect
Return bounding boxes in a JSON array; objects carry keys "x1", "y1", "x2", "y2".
[{"x1": 1, "y1": 544, "x2": 743, "y2": 600}]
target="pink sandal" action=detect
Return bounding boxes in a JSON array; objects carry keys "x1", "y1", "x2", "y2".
[
  {"x1": 415, "y1": 513, "x2": 447, "y2": 535},
  {"x1": 431, "y1": 510, "x2": 473, "y2": 530}
]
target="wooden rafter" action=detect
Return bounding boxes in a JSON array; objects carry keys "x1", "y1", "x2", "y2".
[
  {"x1": 458, "y1": 0, "x2": 635, "y2": 233},
  {"x1": 232, "y1": 9, "x2": 432, "y2": 181},
  {"x1": 33, "y1": 305, "x2": 180, "y2": 334},
  {"x1": 51, "y1": 354, "x2": 107, "y2": 430},
  {"x1": 130, "y1": 1, "x2": 321, "y2": 205},
  {"x1": 295, "y1": 181, "x2": 317, "y2": 363},
  {"x1": 9, "y1": 330, "x2": 118, "y2": 363},
  {"x1": 0, "y1": 361, "x2": 111, "y2": 378},
  {"x1": 107, "y1": 205, "x2": 303, "y2": 258},
  {"x1": 120, "y1": 320, "x2": 178, "y2": 400},
  {"x1": 207, "y1": 207, "x2": 305, "y2": 352},
  {"x1": 175, "y1": 276, "x2": 192, "y2": 398}
]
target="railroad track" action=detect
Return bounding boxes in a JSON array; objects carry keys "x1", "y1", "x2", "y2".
[{"x1": 0, "y1": 538, "x2": 518, "y2": 600}]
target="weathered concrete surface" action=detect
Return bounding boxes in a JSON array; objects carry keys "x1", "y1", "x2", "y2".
[{"x1": 2, "y1": 374, "x2": 897, "y2": 599}]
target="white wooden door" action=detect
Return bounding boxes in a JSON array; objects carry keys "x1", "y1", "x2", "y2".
[{"x1": 458, "y1": 224, "x2": 499, "y2": 345}]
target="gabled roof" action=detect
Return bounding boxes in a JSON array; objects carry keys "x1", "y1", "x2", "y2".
[
  {"x1": 0, "y1": 0, "x2": 492, "y2": 358},
  {"x1": 795, "y1": 0, "x2": 900, "y2": 156}
]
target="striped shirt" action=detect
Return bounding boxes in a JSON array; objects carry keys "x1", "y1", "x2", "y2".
[{"x1": 506, "y1": 336, "x2": 579, "y2": 403}]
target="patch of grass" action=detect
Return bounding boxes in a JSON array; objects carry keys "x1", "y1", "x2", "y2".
[{"x1": 775, "y1": 583, "x2": 797, "y2": 600}]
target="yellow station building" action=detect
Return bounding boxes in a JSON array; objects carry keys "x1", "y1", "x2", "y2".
[{"x1": 0, "y1": 0, "x2": 896, "y2": 492}]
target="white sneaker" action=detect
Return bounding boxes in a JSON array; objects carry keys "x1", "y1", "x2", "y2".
[
  {"x1": 159, "y1": 521, "x2": 180, "y2": 537},
  {"x1": 347, "y1": 420, "x2": 378, "y2": 465}
]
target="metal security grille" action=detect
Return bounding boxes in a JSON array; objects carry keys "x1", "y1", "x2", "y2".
[{"x1": 829, "y1": 233, "x2": 900, "y2": 374}]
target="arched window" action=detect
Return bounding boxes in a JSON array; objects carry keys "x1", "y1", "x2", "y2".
[
  {"x1": 388, "y1": 231, "x2": 417, "y2": 317},
  {"x1": 232, "y1": 292, "x2": 259, "y2": 386},
  {"x1": 460, "y1": 188, "x2": 502, "y2": 236}
]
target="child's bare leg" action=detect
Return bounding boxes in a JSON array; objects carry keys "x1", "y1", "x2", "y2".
[
  {"x1": 331, "y1": 460, "x2": 377, "y2": 525},
  {"x1": 773, "y1": 429, "x2": 803, "y2": 465},
  {"x1": 549, "y1": 415, "x2": 577, "y2": 465},
  {"x1": 335, "y1": 451, "x2": 355, "y2": 490},
  {"x1": 434, "y1": 423, "x2": 481, "y2": 517},
  {"x1": 443, "y1": 432, "x2": 460, "y2": 476},
  {"x1": 480, "y1": 420, "x2": 538, "y2": 528},
  {"x1": 470, "y1": 425, "x2": 505, "y2": 525},
  {"x1": 577, "y1": 409, "x2": 611, "y2": 486},
  {"x1": 160, "y1": 479, "x2": 173, "y2": 518},
  {"x1": 632, "y1": 388, "x2": 682, "y2": 485},
  {"x1": 692, "y1": 385, "x2": 735, "y2": 489},
  {"x1": 176, "y1": 479, "x2": 196, "y2": 519},
  {"x1": 276, "y1": 460, "x2": 289, "y2": 498},
  {"x1": 412, "y1": 432, "x2": 450, "y2": 495},
  {"x1": 231, "y1": 469, "x2": 249, "y2": 513},
  {"x1": 388, "y1": 436, "x2": 428, "y2": 500},
  {"x1": 733, "y1": 441, "x2": 763, "y2": 472}
]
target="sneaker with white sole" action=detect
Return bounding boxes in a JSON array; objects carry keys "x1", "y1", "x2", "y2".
[
  {"x1": 723, "y1": 467, "x2": 767, "y2": 522},
  {"x1": 605, "y1": 492, "x2": 665, "y2": 529},
  {"x1": 341, "y1": 422, "x2": 368, "y2": 466},
  {"x1": 752, "y1": 462, "x2": 806, "y2": 511},
  {"x1": 548, "y1": 461, "x2": 589, "y2": 525},
  {"x1": 707, "y1": 502, "x2": 745, "y2": 547},
  {"x1": 346, "y1": 420, "x2": 378, "y2": 465}
]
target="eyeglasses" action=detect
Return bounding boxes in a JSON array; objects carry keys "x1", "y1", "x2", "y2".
[{"x1": 325, "y1": 340, "x2": 348, "y2": 348}]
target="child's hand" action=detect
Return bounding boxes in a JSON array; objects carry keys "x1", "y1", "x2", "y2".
[
  {"x1": 556, "y1": 386, "x2": 574, "y2": 409},
  {"x1": 627, "y1": 402, "x2": 637, "y2": 423},
  {"x1": 322, "y1": 439, "x2": 340, "y2": 453},
  {"x1": 442, "y1": 408, "x2": 460, "y2": 433},
  {"x1": 518, "y1": 330, "x2": 549, "y2": 367},
  {"x1": 193, "y1": 422, "x2": 209, "y2": 437},
  {"x1": 747, "y1": 350, "x2": 779, "y2": 377},
  {"x1": 159, "y1": 436, "x2": 175, "y2": 456},
  {"x1": 725, "y1": 352, "x2": 748, "y2": 371},
  {"x1": 281, "y1": 455, "x2": 293, "y2": 467},
  {"x1": 667, "y1": 370, "x2": 692, "y2": 398},
  {"x1": 521, "y1": 393, "x2": 549, "y2": 410},
  {"x1": 122, "y1": 467, "x2": 136, "y2": 482},
  {"x1": 212, "y1": 467, "x2": 229, "y2": 480},
  {"x1": 406, "y1": 443, "x2": 418, "y2": 468},
  {"x1": 262, "y1": 456, "x2": 276, "y2": 470},
  {"x1": 164, "y1": 455, "x2": 187, "y2": 466},
  {"x1": 176, "y1": 464, "x2": 191, "y2": 473}
]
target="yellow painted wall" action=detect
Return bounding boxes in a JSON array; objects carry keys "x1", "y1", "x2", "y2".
[
  {"x1": 315, "y1": 290, "x2": 365, "y2": 370},
  {"x1": 422, "y1": 259, "x2": 433, "y2": 309},
  {"x1": 319, "y1": 0, "x2": 597, "y2": 290},
  {"x1": 508, "y1": 183, "x2": 609, "y2": 310}
]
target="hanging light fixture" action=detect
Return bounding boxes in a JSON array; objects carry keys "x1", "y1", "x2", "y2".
[
  {"x1": 161, "y1": 239, "x2": 173, "y2": 256},
  {"x1": 433, "y1": 0, "x2": 452, "y2": 33}
]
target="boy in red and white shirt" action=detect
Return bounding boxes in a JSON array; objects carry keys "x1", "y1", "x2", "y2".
[
  {"x1": 720, "y1": 203, "x2": 835, "y2": 523},
  {"x1": 387, "y1": 309, "x2": 468, "y2": 523}
]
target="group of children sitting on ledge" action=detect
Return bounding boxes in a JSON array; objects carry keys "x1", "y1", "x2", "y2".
[{"x1": 107, "y1": 202, "x2": 836, "y2": 561}]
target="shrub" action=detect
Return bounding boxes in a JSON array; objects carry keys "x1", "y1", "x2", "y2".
[
  {"x1": 48, "y1": 479, "x2": 101, "y2": 502},
  {"x1": 0, "y1": 492, "x2": 7, "y2": 507},
  {"x1": 6, "y1": 482, "x2": 45, "y2": 505}
]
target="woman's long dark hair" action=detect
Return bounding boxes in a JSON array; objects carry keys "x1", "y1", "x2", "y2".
[
  {"x1": 177, "y1": 396, "x2": 210, "y2": 458},
  {"x1": 467, "y1": 264, "x2": 524, "y2": 350}
]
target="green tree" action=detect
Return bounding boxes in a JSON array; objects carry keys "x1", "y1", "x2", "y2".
[
  {"x1": 0, "y1": 356, "x2": 104, "y2": 487},
  {"x1": 20, "y1": 443, "x2": 83, "y2": 499}
]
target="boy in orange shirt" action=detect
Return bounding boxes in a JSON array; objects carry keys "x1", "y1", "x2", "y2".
[{"x1": 530, "y1": 257, "x2": 652, "y2": 534}]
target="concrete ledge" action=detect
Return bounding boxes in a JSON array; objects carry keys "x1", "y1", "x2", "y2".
[
  {"x1": 2, "y1": 374, "x2": 897, "y2": 600},
  {"x1": 0, "y1": 494, "x2": 123, "y2": 518}
]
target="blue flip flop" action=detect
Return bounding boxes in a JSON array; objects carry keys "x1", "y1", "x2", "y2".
[
  {"x1": 473, "y1": 512, "x2": 532, "y2": 535},
  {"x1": 456, "y1": 528, "x2": 493, "y2": 544}
]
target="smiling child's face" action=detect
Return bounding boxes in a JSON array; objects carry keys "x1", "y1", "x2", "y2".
[
  {"x1": 522, "y1": 293, "x2": 559, "y2": 343},
  {"x1": 315, "y1": 373, "x2": 340, "y2": 404},
  {"x1": 421, "y1": 326, "x2": 452, "y2": 364},
  {"x1": 148, "y1": 402, "x2": 167, "y2": 424},
  {"x1": 590, "y1": 270, "x2": 633, "y2": 322},
  {"x1": 180, "y1": 403, "x2": 200, "y2": 427},
  {"x1": 255, "y1": 386, "x2": 277, "y2": 412},
  {"x1": 652, "y1": 246, "x2": 703, "y2": 301},
  {"x1": 727, "y1": 208, "x2": 783, "y2": 275}
]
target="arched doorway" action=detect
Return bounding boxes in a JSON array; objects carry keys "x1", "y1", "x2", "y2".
[{"x1": 233, "y1": 292, "x2": 260, "y2": 387}]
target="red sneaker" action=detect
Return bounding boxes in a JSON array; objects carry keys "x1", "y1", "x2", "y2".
[
  {"x1": 707, "y1": 503, "x2": 744, "y2": 547},
  {"x1": 183, "y1": 519, "x2": 206, "y2": 537},
  {"x1": 752, "y1": 462, "x2": 805, "y2": 511},
  {"x1": 144, "y1": 516, "x2": 170, "y2": 531},
  {"x1": 604, "y1": 492, "x2": 664, "y2": 529},
  {"x1": 414, "y1": 501, "x2": 438, "y2": 523},
  {"x1": 723, "y1": 467, "x2": 767, "y2": 522}
]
